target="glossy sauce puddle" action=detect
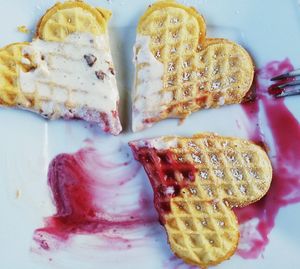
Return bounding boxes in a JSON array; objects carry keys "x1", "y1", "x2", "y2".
[{"x1": 34, "y1": 59, "x2": 300, "y2": 267}]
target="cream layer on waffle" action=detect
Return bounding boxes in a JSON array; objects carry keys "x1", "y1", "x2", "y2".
[
  {"x1": 19, "y1": 32, "x2": 121, "y2": 134},
  {"x1": 0, "y1": 1, "x2": 122, "y2": 135},
  {"x1": 132, "y1": 0, "x2": 254, "y2": 132},
  {"x1": 132, "y1": 35, "x2": 169, "y2": 132}
]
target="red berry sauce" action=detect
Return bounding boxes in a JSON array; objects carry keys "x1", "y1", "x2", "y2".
[
  {"x1": 236, "y1": 58, "x2": 300, "y2": 258},
  {"x1": 34, "y1": 147, "x2": 157, "y2": 251},
  {"x1": 130, "y1": 145, "x2": 196, "y2": 224}
]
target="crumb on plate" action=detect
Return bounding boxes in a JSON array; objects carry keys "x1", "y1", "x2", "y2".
[{"x1": 17, "y1": 25, "x2": 30, "y2": 34}]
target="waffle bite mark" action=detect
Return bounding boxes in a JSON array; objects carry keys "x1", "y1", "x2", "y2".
[
  {"x1": 132, "y1": 1, "x2": 254, "y2": 131},
  {"x1": 0, "y1": 1, "x2": 122, "y2": 135},
  {"x1": 130, "y1": 133, "x2": 272, "y2": 268},
  {"x1": 129, "y1": 146, "x2": 197, "y2": 223}
]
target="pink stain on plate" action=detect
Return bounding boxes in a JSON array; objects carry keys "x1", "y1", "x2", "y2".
[
  {"x1": 34, "y1": 147, "x2": 158, "y2": 251},
  {"x1": 32, "y1": 59, "x2": 300, "y2": 267},
  {"x1": 237, "y1": 58, "x2": 300, "y2": 258}
]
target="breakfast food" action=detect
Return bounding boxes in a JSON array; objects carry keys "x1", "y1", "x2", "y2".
[
  {"x1": 0, "y1": 1, "x2": 122, "y2": 135},
  {"x1": 129, "y1": 133, "x2": 272, "y2": 267},
  {"x1": 132, "y1": 0, "x2": 254, "y2": 131}
]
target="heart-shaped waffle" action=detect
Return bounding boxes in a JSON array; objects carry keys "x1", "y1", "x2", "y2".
[
  {"x1": 132, "y1": 0, "x2": 254, "y2": 131},
  {"x1": 130, "y1": 133, "x2": 272, "y2": 267},
  {"x1": 0, "y1": 0, "x2": 122, "y2": 135}
]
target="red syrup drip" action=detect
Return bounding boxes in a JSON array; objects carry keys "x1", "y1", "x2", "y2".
[
  {"x1": 130, "y1": 145, "x2": 196, "y2": 224},
  {"x1": 237, "y1": 58, "x2": 300, "y2": 259},
  {"x1": 268, "y1": 77, "x2": 295, "y2": 96},
  {"x1": 267, "y1": 83, "x2": 284, "y2": 96},
  {"x1": 34, "y1": 147, "x2": 156, "y2": 251}
]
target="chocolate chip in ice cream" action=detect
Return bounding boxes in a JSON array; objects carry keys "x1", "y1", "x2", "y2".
[
  {"x1": 84, "y1": 54, "x2": 97, "y2": 67},
  {"x1": 108, "y1": 67, "x2": 115, "y2": 75},
  {"x1": 95, "y1": 70, "x2": 106, "y2": 80}
]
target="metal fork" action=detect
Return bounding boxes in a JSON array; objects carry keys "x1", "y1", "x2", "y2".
[{"x1": 270, "y1": 69, "x2": 300, "y2": 98}]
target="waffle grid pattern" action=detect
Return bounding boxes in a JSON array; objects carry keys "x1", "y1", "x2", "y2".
[
  {"x1": 0, "y1": 44, "x2": 29, "y2": 106},
  {"x1": 166, "y1": 199, "x2": 238, "y2": 266},
  {"x1": 174, "y1": 135, "x2": 271, "y2": 205},
  {"x1": 39, "y1": 7, "x2": 102, "y2": 42},
  {"x1": 37, "y1": 1, "x2": 110, "y2": 41},
  {"x1": 131, "y1": 133, "x2": 272, "y2": 267},
  {"x1": 0, "y1": 1, "x2": 122, "y2": 134},
  {"x1": 136, "y1": 1, "x2": 254, "y2": 124}
]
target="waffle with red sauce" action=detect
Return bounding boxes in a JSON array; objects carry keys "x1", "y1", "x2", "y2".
[{"x1": 130, "y1": 133, "x2": 272, "y2": 268}]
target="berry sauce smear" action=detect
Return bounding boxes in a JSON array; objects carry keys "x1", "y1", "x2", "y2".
[
  {"x1": 236, "y1": 58, "x2": 300, "y2": 259},
  {"x1": 34, "y1": 147, "x2": 157, "y2": 251}
]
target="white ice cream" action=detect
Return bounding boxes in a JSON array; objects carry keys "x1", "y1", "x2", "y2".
[
  {"x1": 132, "y1": 35, "x2": 171, "y2": 132},
  {"x1": 131, "y1": 137, "x2": 178, "y2": 150},
  {"x1": 19, "y1": 32, "x2": 121, "y2": 134}
]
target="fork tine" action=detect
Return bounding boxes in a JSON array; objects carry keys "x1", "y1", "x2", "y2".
[
  {"x1": 274, "y1": 87, "x2": 300, "y2": 98},
  {"x1": 277, "y1": 79, "x2": 300, "y2": 88},
  {"x1": 271, "y1": 68, "x2": 300, "y2": 81}
]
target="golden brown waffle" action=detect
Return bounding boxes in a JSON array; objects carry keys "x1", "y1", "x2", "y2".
[
  {"x1": 130, "y1": 133, "x2": 272, "y2": 268},
  {"x1": 0, "y1": 43, "x2": 31, "y2": 106},
  {"x1": 0, "y1": 1, "x2": 122, "y2": 135},
  {"x1": 132, "y1": 0, "x2": 254, "y2": 131},
  {"x1": 36, "y1": 1, "x2": 111, "y2": 41}
]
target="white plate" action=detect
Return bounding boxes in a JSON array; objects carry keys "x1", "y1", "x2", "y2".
[{"x1": 0, "y1": 0, "x2": 300, "y2": 268}]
